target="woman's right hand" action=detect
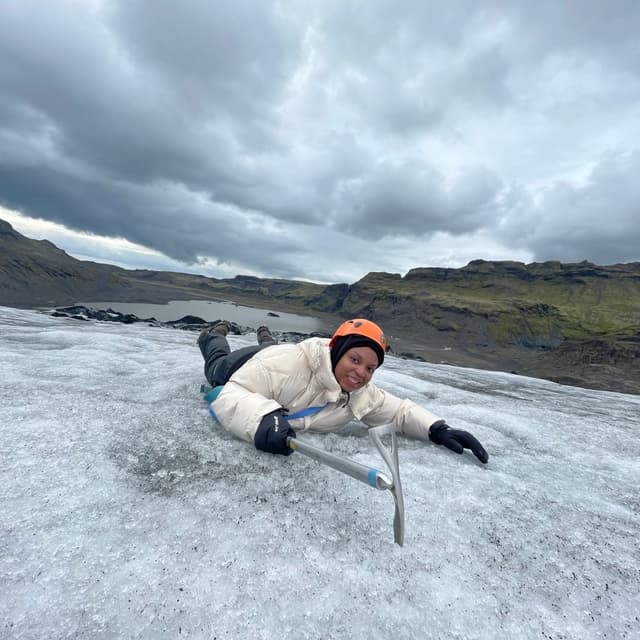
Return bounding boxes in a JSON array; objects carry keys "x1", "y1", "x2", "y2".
[{"x1": 254, "y1": 410, "x2": 296, "y2": 455}]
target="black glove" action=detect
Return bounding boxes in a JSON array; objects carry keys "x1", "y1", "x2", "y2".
[
  {"x1": 254, "y1": 410, "x2": 296, "y2": 456},
  {"x1": 429, "y1": 423, "x2": 489, "y2": 464}
]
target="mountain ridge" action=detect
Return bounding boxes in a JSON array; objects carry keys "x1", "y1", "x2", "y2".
[{"x1": 1, "y1": 218, "x2": 639, "y2": 394}]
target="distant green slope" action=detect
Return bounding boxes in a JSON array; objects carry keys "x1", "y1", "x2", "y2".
[{"x1": 339, "y1": 260, "x2": 640, "y2": 346}]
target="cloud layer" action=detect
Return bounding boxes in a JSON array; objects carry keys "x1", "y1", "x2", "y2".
[{"x1": 1, "y1": 0, "x2": 639, "y2": 282}]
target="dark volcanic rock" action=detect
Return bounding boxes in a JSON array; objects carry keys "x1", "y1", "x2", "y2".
[
  {"x1": 52, "y1": 306, "x2": 161, "y2": 325},
  {"x1": 166, "y1": 315, "x2": 207, "y2": 325},
  {"x1": 51, "y1": 308, "x2": 279, "y2": 342}
]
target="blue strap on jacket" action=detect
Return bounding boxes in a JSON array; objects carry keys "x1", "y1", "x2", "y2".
[
  {"x1": 286, "y1": 406, "x2": 326, "y2": 420},
  {"x1": 201, "y1": 384, "x2": 326, "y2": 423}
]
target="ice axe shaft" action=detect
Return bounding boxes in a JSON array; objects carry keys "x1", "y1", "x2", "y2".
[{"x1": 287, "y1": 437, "x2": 392, "y2": 490}]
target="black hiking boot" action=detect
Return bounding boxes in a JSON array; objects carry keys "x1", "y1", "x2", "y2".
[
  {"x1": 211, "y1": 320, "x2": 232, "y2": 337},
  {"x1": 197, "y1": 320, "x2": 232, "y2": 353},
  {"x1": 257, "y1": 325, "x2": 277, "y2": 345}
]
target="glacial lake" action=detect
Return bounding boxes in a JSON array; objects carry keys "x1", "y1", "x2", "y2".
[{"x1": 80, "y1": 299, "x2": 326, "y2": 333}]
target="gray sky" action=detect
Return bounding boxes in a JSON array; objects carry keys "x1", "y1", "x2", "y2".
[{"x1": 1, "y1": 1, "x2": 639, "y2": 283}]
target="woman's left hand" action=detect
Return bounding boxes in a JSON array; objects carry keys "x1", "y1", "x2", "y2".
[{"x1": 429, "y1": 423, "x2": 489, "y2": 464}]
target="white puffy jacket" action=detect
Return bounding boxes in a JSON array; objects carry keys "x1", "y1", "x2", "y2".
[{"x1": 212, "y1": 337, "x2": 443, "y2": 444}]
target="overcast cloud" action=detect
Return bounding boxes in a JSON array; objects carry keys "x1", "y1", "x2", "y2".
[{"x1": 1, "y1": 0, "x2": 639, "y2": 283}]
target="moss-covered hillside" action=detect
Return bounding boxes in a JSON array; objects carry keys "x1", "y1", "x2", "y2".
[{"x1": 342, "y1": 259, "x2": 640, "y2": 346}]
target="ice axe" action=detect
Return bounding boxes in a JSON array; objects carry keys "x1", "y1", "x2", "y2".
[{"x1": 287, "y1": 423, "x2": 405, "y2": 546}]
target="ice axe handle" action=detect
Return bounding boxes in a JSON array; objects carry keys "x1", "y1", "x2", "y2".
[{"x1": 287, "y1": 437, "x2": 392, "y2": 490}]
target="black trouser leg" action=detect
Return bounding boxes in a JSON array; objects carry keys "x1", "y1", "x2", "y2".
[
  {"x1": 202, "y1": 333, "x2": 231, "y2": 386},
  {"x1": 202, "y1": 333, "x2": 266, "y2": 387}
]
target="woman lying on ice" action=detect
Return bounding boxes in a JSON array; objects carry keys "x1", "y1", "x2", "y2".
[{"x1": 197, "y1": 318, "x2": 488, "y2": 463}]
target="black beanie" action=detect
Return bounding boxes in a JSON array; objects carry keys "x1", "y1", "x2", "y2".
[{"x1": 330, "y1": 334, "x2": 385, "y2": 371}]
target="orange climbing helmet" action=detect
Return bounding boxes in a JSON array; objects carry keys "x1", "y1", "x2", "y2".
[
  {"x1": 329, "y1": 318, "x2": 387, "y2": 352},
  {"x1": 329, "y1": 318, "x2": 387, "y2": 367}
]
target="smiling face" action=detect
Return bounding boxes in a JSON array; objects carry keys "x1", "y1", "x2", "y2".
[{"x1": 333, "y1": 346, "x2": 379, "y2": 392}]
